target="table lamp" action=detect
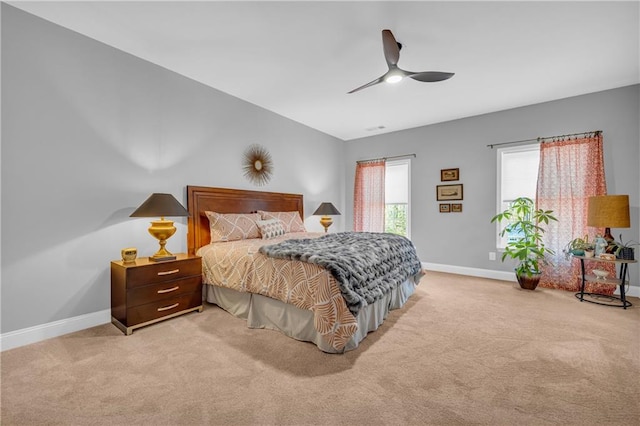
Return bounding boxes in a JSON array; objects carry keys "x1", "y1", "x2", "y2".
[
  {"x1": 313, "y1": 202, "x2": 341, "y2": 233},
  {"x1": 587, "y1": 195, "x2": 630, "y2": 244},
  {"x1": 130, "y1": 193, "x2": 189, "y2": 261}
]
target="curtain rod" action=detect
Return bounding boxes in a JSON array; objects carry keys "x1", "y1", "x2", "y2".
[
  {"x1": 486, "y1": 130, "x2": 602, "y2": 149},
  {"x1": 357, "y1": 153, "x2": 416, "y2": 164}
]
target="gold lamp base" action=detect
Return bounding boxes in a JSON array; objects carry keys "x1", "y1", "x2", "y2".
[
  {"x1": 148, "y1": 218, "x2": 177, "y2": 261},
  {"x1": 319, "y1": 216, "x2": 333, "y2": 233}
]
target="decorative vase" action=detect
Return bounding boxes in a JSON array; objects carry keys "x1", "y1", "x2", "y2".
[{"x1": 516, "y1": 272, "x2": 541, "y2": 290}]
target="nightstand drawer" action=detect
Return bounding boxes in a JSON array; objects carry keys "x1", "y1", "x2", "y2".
[
  {"x1": 126, "y1": 292, "x2": 202, "y2": 326},
  {"x1": 126, "y1": 257, "x2": 201, "y2": 288},
  {"x1": 127, "y1": 275, "x2": 202, "y2": 307}
]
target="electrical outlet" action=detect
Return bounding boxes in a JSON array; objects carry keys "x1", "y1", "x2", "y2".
[{"x1": 489, "y1": 252, "x2": 496, "y2": 261}]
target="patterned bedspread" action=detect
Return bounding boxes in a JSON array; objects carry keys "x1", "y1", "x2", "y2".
[
  {"x1": 197, "y1": 233, "x2": 359, "y2": 351},
  {"x1": 259, "y1": 232, "x2": 424, "y2": 315}
]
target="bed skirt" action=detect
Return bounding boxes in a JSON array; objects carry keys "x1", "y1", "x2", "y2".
[{"x1": 203, "y1": 279, "x2": 417, "y2": 353}]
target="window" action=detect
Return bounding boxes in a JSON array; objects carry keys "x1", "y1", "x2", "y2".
[
  {"x1": 385, "y1": 159, "x2": 411, "y2": 238},
  {"x1": 496, "y1": 144, "x2": 540, "y2": 248}
]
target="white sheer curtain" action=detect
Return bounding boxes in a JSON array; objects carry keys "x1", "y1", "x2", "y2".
[{"x1": 354, "y1": 160, "x2": 385, "y2": 232}]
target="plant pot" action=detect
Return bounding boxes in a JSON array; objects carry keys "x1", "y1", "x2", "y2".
[
  {"x1": 617, "y1": 247, "x2": 635, "y2": 260},
  {"x1": 570, "y1": 249, "x2": 585, "y2": 256},
  {"x1": 516, "y1": 272, "x2": 541, "y2": 290}
]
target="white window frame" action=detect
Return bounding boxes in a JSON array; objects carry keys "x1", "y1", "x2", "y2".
[
  {"x1": 385, "y1": 158, "x2": 411, "y2": 239},
  {"x1": 495, "y1": 144, "x2": 540, "y2": 249}
]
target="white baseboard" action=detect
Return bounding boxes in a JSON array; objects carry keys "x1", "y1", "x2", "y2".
[
  {"x1": 423, "y1": 262, "x2": 517, "y2": 282},
  {"x1": 0, "y1": 309, "x2": 111, "y2": 352},
  {"x1": 2, "y1": 263, "x2": 638, "y2": 352},
  {"x1": 422, "y1": 262, "x2": 640, "y2": 298},
  {"x1": 620, "y1": 287, "x2": 640, "y2": 297}
]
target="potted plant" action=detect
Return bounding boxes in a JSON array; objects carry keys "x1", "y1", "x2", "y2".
[
  {"x1": 611, "y1": 235, "x2": 639, "y2": 260},
  {"x1": 563, "y1": 235, "x2": 594, "y2": 258},
  {"x1": 583, "y1": 246, "x2": 595, "y2": 258},
  {"x1": 491, "y1": 197, "x2": 558, "y2": 290}
]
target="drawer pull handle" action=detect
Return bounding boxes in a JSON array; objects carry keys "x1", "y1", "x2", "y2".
[
  {"x1": 157, "y1": 269, "x2": 179, "y2": 276},
  {"x1": 157, "y1": 303, "x2": 179, "y2": 312},
  {"x1": 157, "y1": 286, "x2": 180, "y2": 294}
]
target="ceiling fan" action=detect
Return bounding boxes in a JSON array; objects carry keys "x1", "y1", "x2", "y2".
[{"x1": 348, "y1": 29, "x2": 454, "y2": 94}]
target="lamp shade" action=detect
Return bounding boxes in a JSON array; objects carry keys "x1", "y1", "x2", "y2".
[
  {"x1": 130, "y1": 193, "x2": 189, "y2": 218},
  {"x1": 587, "y1": 195, "x2": 630, "y2": 228},
  {"x1": 313, "y1": 202, "x2": 341, "y2": 216}
]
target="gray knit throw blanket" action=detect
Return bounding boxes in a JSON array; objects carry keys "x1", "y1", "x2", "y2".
[{"x1": 259, "y1": 232, "x2": 423, "y2": 315}]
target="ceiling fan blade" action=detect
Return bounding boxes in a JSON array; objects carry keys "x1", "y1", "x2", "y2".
[
  {"x1": 382, "y1": 29, "x2": 400, "y2": 67},
  {"x1": 409, "y1": 71, "x2": 455, "y2": 82},
  {"x1": 347, "y1": 76, "x2": 385, "y2": 94}
]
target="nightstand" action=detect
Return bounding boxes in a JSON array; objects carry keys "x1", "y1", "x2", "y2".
[{"x1": 111, "y1": 253, "x2": 203, "y2": 335}]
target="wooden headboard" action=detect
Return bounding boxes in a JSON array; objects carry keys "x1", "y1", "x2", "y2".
[{"x1": 186, "y1": 186, "x2": 304, "y2": 255}]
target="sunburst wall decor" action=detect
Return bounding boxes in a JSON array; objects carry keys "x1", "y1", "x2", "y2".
[{"x1": 242, "y1": 144, "x2": 273, "y2": 186}]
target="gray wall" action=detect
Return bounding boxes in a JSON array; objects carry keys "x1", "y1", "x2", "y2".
[
  {"x1": 2, "y1": 4, "x2": 638, "y2": 336},
  {"x1": 1, "y1": 5, "x2": 344, "y2": 333},
  {"x1": 344, "y1": 85, "x2": 640, "y2": 286}
]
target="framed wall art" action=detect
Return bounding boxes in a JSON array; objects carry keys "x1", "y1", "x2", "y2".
[
  {"x1": 440, "y1": 168, "x2": 459, "y2": 181},
  {"x1": 451, "y1": 203, "x2": 462, "y2": 213},
  {"x1": 436, "y1": 184, "x2": 463, "y2": 201},
  {"x1": 439, "y1": 204, "x2": 450, "y2": 213}
]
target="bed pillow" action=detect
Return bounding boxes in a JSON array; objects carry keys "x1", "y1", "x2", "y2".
[
  {"x1": 257, "y1": 210, "x2": 306, "y2": 233},
  {"x1": 205, "y1": 211, "x2": 261, "y2": 243},
  {"x1": 256, "y1": 219, "x2": 286, "y2": 240}
]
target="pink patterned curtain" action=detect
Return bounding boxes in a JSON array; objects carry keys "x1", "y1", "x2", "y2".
[
  {"x1": 536, "y1": 132, "x2": 615, "y2": 294},
  {"x1": 354, "y1": 160, "x2": 386, "y2": 232}
]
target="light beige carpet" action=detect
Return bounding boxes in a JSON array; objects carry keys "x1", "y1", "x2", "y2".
[{"x1": 2, "y1": 272, "x2": 639, "y2": 425}]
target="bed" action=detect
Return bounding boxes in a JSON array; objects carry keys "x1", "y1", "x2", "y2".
[{"x1": 186, "y1": 185, "x2": 423, "y2": 353}]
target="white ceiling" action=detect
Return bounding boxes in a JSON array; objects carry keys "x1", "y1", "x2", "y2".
[{"x1": 9, "y1": 1, "x2": 640, "y2": 141}]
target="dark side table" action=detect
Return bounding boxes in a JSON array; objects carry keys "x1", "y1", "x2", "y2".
[{"x1": 574, "y1": 255, "x2": 637, "y2": 309}]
